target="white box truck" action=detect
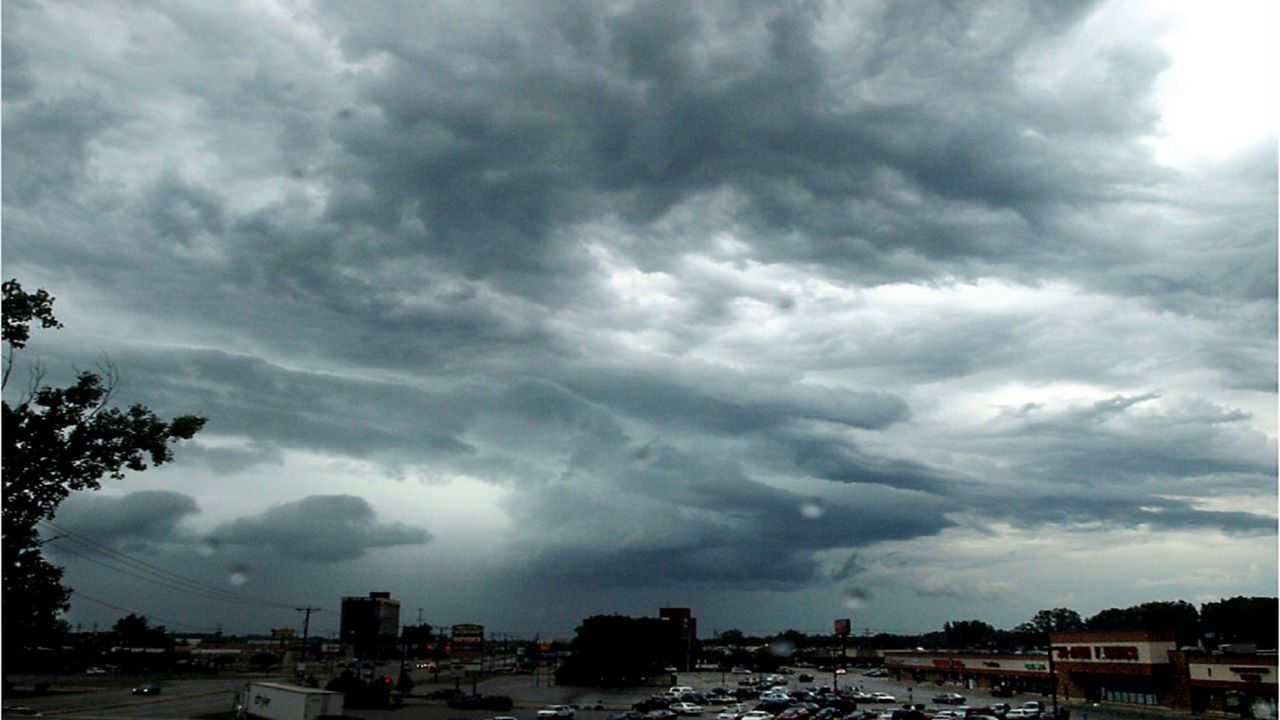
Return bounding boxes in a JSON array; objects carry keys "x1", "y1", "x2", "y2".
[{"x1": 234, "y1": 682, "x2": 344, "y2": 720}]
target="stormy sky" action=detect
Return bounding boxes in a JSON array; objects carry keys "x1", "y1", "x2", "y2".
[{"x1": 3, "y1": 0, "x2": 1275, "y2": 639}]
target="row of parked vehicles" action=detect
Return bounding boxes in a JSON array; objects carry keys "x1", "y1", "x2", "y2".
[{"x1": 610, "y1": 679, "x2": 1059, "y2": 720}]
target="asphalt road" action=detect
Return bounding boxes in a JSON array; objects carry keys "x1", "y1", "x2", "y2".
[{"x1": 4, "y1": 676, "x2": 249, "y2": 718}]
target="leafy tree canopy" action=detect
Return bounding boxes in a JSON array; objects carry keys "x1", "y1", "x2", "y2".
[
  {"x1": 1199, "y1": 596, "x2": 1276, "y2": 650},
  {"x1": 113, "y1": 613, "x2": 171, "y2": 647},
  {"x1": 2, "y1": 279, "x2": 205, "y2": 659},
  {"x1": 556, "y1": 614, "x2": 685, "y2": 686}
]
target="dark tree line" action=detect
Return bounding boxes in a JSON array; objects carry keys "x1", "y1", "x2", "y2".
[
  {"x1": 702, "y1": 597, "x2": 1276, "y2": 660},
  {"x1": 556, "y1": 615, "x2": 689, "y2": 686}
]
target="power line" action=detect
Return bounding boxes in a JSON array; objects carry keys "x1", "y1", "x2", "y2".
[
  {"x1": 38, "y1": 519, "x2": 317, "y2": 612},
  {"x1": 70, "y1": 588, "x2": 221, "y2": 633},
  {"x1": 41, "y1": 519, "x2": 296, "y2": 609}
]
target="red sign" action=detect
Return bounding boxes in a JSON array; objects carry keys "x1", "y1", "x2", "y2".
[
  {"x1": 834, "y1": 619, "x2": 851, "y2": 636},
  {"x1": 1099, "y1": 646, "x2": 1138, "y2": 661}
]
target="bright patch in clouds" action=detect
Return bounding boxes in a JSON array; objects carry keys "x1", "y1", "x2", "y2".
[{"x1": 1148, "y1": 0, "x2": 1278, "y2": 165}]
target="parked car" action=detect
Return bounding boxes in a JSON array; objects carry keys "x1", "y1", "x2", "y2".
[
  {"x1": 776, "y1": 709, "x2": 810, "y2": 720},
  {"x1": 636, "y1": 697, "x2": 675, "y2": 712},
  {"x1": 483, "y1": 696, "x2": 516, "y2": 711},
  {"x1": 732, "y1": 667, "x2": 753, "y2": 675},
  {"x1": 934, "y1": 693, "x2": 966, "y2": 705},
  {"x1": 869, "y1": 693, "x2": 896, "y2": 703},
  {"x1": 990, "y1": 703, "x2": 1011, "y2": 717},
  {"x1": 669, "y1": 687, "x2": 696, "y2": 698},
  {"x1": 990, "y1": 686, "x2": 1014, "y2": 698},
  {"x1": 797, "y1": 673, "x2": 815, "y2": 683},
  {"x1": 429, "y1": 688, "x2": 465, "y2": 700},
  {"x1": 132, "y1": 684, "x2": 161, "y2": 696},
  {"x1": 718, "y1": 703, "x2": 751, "y2": 719},
  {"x1": 740, "y1": 712, "x2": 774, "y2": 720},
  {"x1": 760, "y1": 692, "x2": 791, "y2": 704},
  {"x1": 1004, "y1": 710, "x2": 1036, "y2": 719},
  {"x1": 933, "y1": 711, "x2": 965, "y2": 720},
  {"x1": 671, "y1": 703, "x2": 704, "y2": 716},
  {"x1": 539, "y1": 705, "x2": 577, "y2": 719},
  {"x1": 645, "y1": 711, "x2": 678, "y2": 720},
  {"x1": 609, "y1": 712, "x2": 644, "y2": 720}
]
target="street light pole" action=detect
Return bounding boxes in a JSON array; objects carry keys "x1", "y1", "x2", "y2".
[{"x1": 1048, "y1": 643, "x2": 1059, "y2": 720}]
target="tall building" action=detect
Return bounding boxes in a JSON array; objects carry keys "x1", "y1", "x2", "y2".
[
  {"x1": 340, "y1": 592, "x2": 400, "y2": 660},
  {"x1": 660, "y1": 607, "x2": 697, "y2": 671}
]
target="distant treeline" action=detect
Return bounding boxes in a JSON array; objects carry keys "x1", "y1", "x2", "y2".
[
  {"x1": 545, "y1": 597, "x2": 1279, "y2": 687},
  {"x1": 708, "y1": 596, "x2": 1277, "y2": 654}
]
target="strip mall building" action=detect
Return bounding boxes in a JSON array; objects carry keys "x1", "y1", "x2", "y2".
[{"x1": 883, "y1": 631, "x2": 1276, "y2": 716}]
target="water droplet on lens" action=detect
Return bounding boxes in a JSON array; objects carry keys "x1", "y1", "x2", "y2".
[
  {"x1": 198, "y1": 537, "x2": 222, "y2": 556},
  {"x1": 769, "y1": 640, "x2": 796, "y2": 657},
  {"x1": 843, "y1": 587, "x2": 869, "y2": 609},
  {"x1": 800, "y1": 501, "x2": 825, "y2": 519},
  {"x1": 228, "y1": 564, "x2": 251, "y2": 586}
]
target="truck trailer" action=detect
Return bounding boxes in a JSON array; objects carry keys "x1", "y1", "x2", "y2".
[{"x1": 234, "y1": 682, "x2": 344, "y2": 720}]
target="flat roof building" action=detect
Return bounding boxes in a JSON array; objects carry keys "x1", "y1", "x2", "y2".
[{"x1": 340, "y1": 592, "x2": 400, "y2": 660}]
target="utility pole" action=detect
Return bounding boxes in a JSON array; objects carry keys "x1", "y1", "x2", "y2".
[
  {"x1": 1048, "y1": 642, "x2": 1059, "y2": 720},
  {"x1": 296, "y1": 607, "x2": 320, "y2": 674}
]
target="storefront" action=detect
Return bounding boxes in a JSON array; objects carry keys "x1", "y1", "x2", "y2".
[
  {"x1": 1050, "y1": 631, "x2": 1178, "y2": 708},
  {"x1": 883, "y1": 651, "x2": 1053, "y2": 695},
  {"x1": 1170, "y1": 650, "x2": 1278, "y2": 717},
  {"x1": 884, "y1": 633, "x2": 1276, "y2": 717}
]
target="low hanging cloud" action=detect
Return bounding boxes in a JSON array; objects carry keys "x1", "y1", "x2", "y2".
[
  {"x1": 209, "y1": 495, "x2": 430, "y2": 563},
  {"x1": 52, "y1": 491, "x2": 201, "y2": 550}
]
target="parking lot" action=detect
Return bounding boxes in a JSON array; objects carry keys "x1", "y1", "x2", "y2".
[{"x1": 2, "y1": 665, "x2": 1193, "y2": 720}]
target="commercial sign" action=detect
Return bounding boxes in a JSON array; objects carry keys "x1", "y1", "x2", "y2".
[
  {"x1": 1053, "y1": 641, "x2": 1172, "y2": 664},
  {"x1": 885, "y1": 654, "x2": 1050, "y2": 676},
  {"x1": 451, "y1": 624, "x2": 485, "y2": 662},
  {"x1": 834, "y1": 619, "x2": 851, "y2": 636},
  {"x1": 1188, "y1": 663, "x2": 1276, "y2": 685}
]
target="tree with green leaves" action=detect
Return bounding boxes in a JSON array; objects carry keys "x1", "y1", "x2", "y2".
[
  {"x1": 2, "y1": 279, "x2": 205, "y2": 667},
  {"x1": 113, "y1": 613, "x2": 171, "y2": 648},
  {"x1": 1200, "y1": 596, "x2": 1278, "y2": 650},
  {"x1": 943, "y1": 619, "x2": 997, "y2": 649},
  {"x1": 555, "y1": 614, "x2": 685, "y2": 686},
  {"x1": 1012, "y1": 607, "x2": 1085, "y2": 647},
  {"x1": 1086, "y1": 600, "x2": 1200, "y2": 646}
]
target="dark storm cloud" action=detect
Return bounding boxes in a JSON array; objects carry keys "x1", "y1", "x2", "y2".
[
  {"x1": 993, "y1": 493, "x2": 1277, "y2": 536},
  {"x1": 1, "y1": 97, "x2": 117, "y2": 207},
  {"x1": 500, "y1": 438, "x2": 952, "y2": 588},
  {"x1": 2, "y1": 0, "x2": 1275, "y2": 633},
  {"x1": 52, "y1": 491, "x2": 200, "y2": 548},
  {"x1": 308, "y1": 0, "x2": 1176, "y2": 287},
  {"x1": 563, "y1": 366, "x2": 910, "y2": 434},
  {"x1": 788, "y1": 438, "x2": 957, "y2": 494},
  {"x1": 209, "y1": 495, "x2": 429, "y2": 562}
]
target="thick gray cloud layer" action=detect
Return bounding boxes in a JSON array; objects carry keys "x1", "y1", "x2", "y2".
[
  {"x1": 209, "y1": 495, "x2": 430, "y2": 562},
  {"x1": 3, "y1": 0, "x2": 1275, "y2": 635}
]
